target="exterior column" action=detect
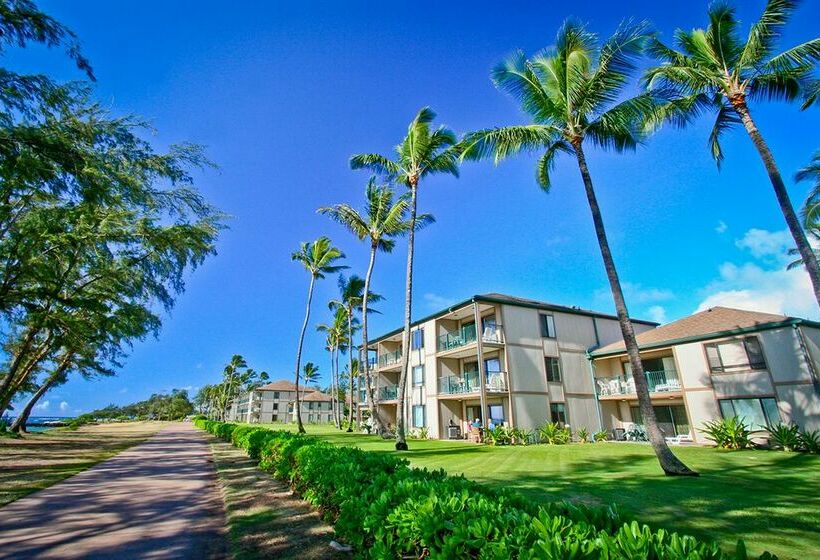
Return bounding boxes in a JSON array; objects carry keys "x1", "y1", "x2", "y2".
[
  {"x1": 496, "y1": 303, "x2": 515, "y2": 428},
  {"x1": 473, "y1": 301, "x2": 488, "y2": 429}
]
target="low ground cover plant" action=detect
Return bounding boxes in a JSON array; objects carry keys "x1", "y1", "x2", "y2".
[{"x1": 195, "y1": 418, "x2": 774, "y2": 559}]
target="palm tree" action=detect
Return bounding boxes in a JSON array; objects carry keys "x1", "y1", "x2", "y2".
[
  {"x1": 350, "y1": 108, "x2": 460, "y2": 450},
  {"x1": 460, "y1": 20, "x2": 696, "y2": 476},
  {"x1": 788, "y1": 152, "x2": 820, "y2": 269},
  {"x1": 328, "y1": 274, "x2": 378, "y2": 432},
  {"x1": 291, "y1": 237, "x2": 347, "y2": 433},
  {"x1": 319, "y1": 179, "x2": 432, "y2": 436},
  {"x1": 318, "y1": 307, "x2": 349, "y2": 428},
  {"x1": 219, "y1": 354, "x2": 247, "y2": 420},
  {"x1": 301, "y1": 362, "x2": 320, "y2": 411},
  {"x1": 644, "y1": 0, "x2": 820, "y2": 308}
]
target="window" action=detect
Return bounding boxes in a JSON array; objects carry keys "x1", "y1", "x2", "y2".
[
  {"x1": 412, "y1": 365, "x2": 425, "y2": 385},
  {"x1": 550, "y1": 403, "x2": 567, "y2": 425},
  {"x1": 704, "y1": 337, "x2": 766, "y2": 373},
  {"x1": 273, "y1": 391, "x2": 279, "y2": 399},
  {"x1": 272, "y1": 403, "x2": 278, "y2": 411},
  {"x1": 411, "y1": 328, "x2": 424, "y2": 350},
  {"x1": 719, "y1": 397, "x2": 780, "y2": 430},
  {"x1": 539, "y1": 314, "x2": 556, "y2": 338},
  {"x1": 272, "y1": 414, "x2": 278, "y2": 422},
  {"x1": 545, "y1": 357, "x2": 561, "y2": 382},
  {"x1": 488, "y1": 404, "x2": 504, "y2": 425},
  {"x1": 412, "y1": 405, "x2": 426, "y2": 428}
]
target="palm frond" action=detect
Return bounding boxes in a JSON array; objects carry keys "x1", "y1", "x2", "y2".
[
  {"x1": 708, "y1": 102, "x2": 742, "y2": 167},
  {"x1": 801, "y1": 78, "x2": 819, "y2": 108},
  {"x1": 738, "y1": 0, "x2": 799, "y2": 70},
  {"x1": 706, "y1": 1, "x2": 742, "y2": 71},
  {"x1": 349, "y1": 153, "x2": 401, "y2": 178},
  {"x1": 459, "y1": 125, "x2": 559, "y2": 163},
  {"x1": 317, "y1": 203, "x2": 369, "y2": 240},
  {"x1": 492, "y1": 50, "x2": 561, "y2": 123},
  {"x1": 747, "y1": 68, "x2": 805, "y2": 102},
  {"x1": 761, "y1": 38, "x2": 820, "y2": 75},
  {"x1": 535, "y1": 140, "x2": 572, "y2": 191},
  {"x1": 587, "y1": 93, "x2": 660, "y2": 151}
]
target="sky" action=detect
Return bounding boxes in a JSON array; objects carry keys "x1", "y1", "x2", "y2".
[{"x1": 7, "y1": 1, "x2": 819, "y2": 415}]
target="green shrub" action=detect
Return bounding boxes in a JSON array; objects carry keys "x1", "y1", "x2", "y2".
[
  {"x1": 767, "y1": 423, "x2": 800, "y2": 452},
  {"x1": 195, "y1": 419, "x2": 771, "y2": 559},
  {"x1": 538, "y1": 421, "x2": 570, "y2": 444},
  {"x1": 577, "y1": 426, "x2": 590, "y2": 443},
  {"x1": 799, "y1": 429, "x2": 820, "y2": 453},
  {"x1": 594, "y1": 429, "x2": 609, "y2": 442},
  {"x1": 702, "y1": 417, "x2": 751, "y2": 449}
]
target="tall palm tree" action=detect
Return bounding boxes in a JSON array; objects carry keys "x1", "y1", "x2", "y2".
[
  {"x1": 291, "y1": 237, "x2": 347, "y2": 433},
  {"x1": 460, "y1": 20, "x2": 696, "y2": 476},
  {"x1": 644, "y1": 0, "x2": 820, "y2": 307},
  {"x1": 318, "y1": 306, "x2": 349, "y2": 428},
  {"x1": 788, "y1": 152, "x2": 820, "y2": 269},
  {"x1": 329, "y1": 274, "x2": 378, "y2": 432},
  {"x1": 219, "y1": 354, "x2": 247, "y2": 421},
  {"x1": 317, "y1": 322, "x2": 340, "y2": 427},
  {"x1": 319, "y1": 179, "x2": 432, "y2": 436},
  {"x1": 301, "y1": 362, "x2": 320, "y2": 412},
  {"x1": 350, "y1": 108, "x2": 460, "y2": 450}
]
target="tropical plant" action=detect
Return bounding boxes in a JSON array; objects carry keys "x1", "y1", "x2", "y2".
[
  {"x1": 538, "y1": 421, "x2": 570, "y2": 445},
  {"x1": 577, "y1": 426, "x2": 591, "y2": 444},
  {"x1": 702, "y1": 417, "x2": 752, "y2": 449},
  {"x1": 767, "y1": 422, "x2": 800, "y2": 451},
  {"x1": 291, "y1": 237, "x2": 347, "y2": 433},
  {"x1": 486, "y1": 425, "x2": 512, "y2": 445},
  {"x1": 788, "y1": 152, "x2": 820, "y2": 268},
  {"x1": 594, "y1": 429, "x2": 609, "y2": 442},
  {"x1": 625, "y1": 424, "x2": 649, "y2": 442},
  {"x1": 799, "y1": 428, "x2": 820, "y2": 453},
  {"x1": 460, "y1": 20, "x2": 696, "y2": 476},
  {"x1": 350, "y1": 107, "x2": 460, "y2": 450},
  {"x1": 301, "y1": 362, "x2": 320, "y2": 406},
  {"x1": 644, "y1": 0, "x2": 820, "y2": 307},
  {"x1": 328, "y1": 274, "x2": 381, "y2": 432},
  {"x1": 319, "y1": 179, "x2": 429, "y2": 436},
  {"x1": 317, "y1": 307, "x2": 348, "y2": 429}
]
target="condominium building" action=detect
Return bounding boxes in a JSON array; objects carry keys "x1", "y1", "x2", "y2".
[
  {"x1": 590, "y1": 306, "x2": 820, "y2": 442},
  {"x1": 360, "y1": 294, "x2": 820, "y2": 441},
  {"x1": 227, "y1": 380, "x2": 333, "y2": 424},
  {"x1": 360, "y1": 293, "x2": 657, "y2": 439}
]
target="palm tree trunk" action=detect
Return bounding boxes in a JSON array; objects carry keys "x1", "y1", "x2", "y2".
[
  {"x1": 332, "y1": 346, "x2": 340, "y2": 428},
  {"x1": 294, "y1": 275, "x2": 316, "y2": 434},
  {"x1": 362, "y1": 241, "x2": 386, "y2": 435},
  {"x1": 347, "y1": 308, "x2": 355, "y2": 432},
  {"x1": 395, "y1": 179, "x2": 418, "y2": 451},
  {"x1": 10, "y1": 356, "x2": 72, "y2": 433},
  {"x1": 573, "y1": 140, "x2": 697, "y2": 476},
  {"x1": 731, "y1": 96, "x2": 820, "y2": 308}
]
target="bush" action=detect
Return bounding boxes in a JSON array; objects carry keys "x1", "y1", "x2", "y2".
[
  {"x1": 799, "y1": 429, "x2": 820, "y2": 453},
  {"x1": 538, "y1": 421, "x2": 570, "y2": 444},
  {"x1": 195, "y1": 418, "x2": 771, "y2": 559},
  {"x1": 766, "y1": 423, "x2": 800, "y2": 452},
  {"x1": 577, "y1": 426, "x2": 590, "y2": 443},
  {"x1": 594, "y1": 429, "x2": 609, "y2": 442},
  {"x1": 701, "y1": 417, "x2": 751, "y2": 450},
  {"x1": 68, "y1": 413, "x2": 97, "y2": 430}
]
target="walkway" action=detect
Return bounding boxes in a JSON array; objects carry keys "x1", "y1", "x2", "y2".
[{"x1": 0, "y1": 423, "x2": 227, "y2": 559}]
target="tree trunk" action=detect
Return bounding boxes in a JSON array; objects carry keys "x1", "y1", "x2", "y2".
[
  {"x1": 10, "y1": 358, "x2": 71, "y2": 433},
  {"x1": 395, "y1": 179, "x2": 418, "y2": 451},
  {"x1": 731, "y1": 96, "x2": 820, "y2": 309},
  {"x1": 362, "y1": 241, "x2": 386, "y2": 436},
  {"x1": 346, "y1": 307, "x2": 355, "y2": 432},
  {"x1": 573, "y1": 140, "x2": 697, "y2": 476},
  {"x1": 333, "y1": 346, "x2": 341, "y2": 428},
  {"x1": 330, "y1": 347, "x2": 339, "y2": 428},
  {"x1": 293, "y1": 275, "x2": 316, "y2": 434},
  {"x1": 0, "y1": 331, "x2": 56, "y2": 416}
]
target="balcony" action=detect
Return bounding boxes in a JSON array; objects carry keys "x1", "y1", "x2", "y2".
[
  {"x1": 438, "y1": 371, "x2": 507, "y2": 396},
  {"x1": 437, "y1": 324, "x2": 504, "y2": 352},
  {"x1": 378, "y1": 349, "x2": 402, "y2": 368},
  {"x1": 379, "y1": 385, "x2": 398, "y2": 400},
  {"x1": 595, "y1": 370, "x2": 681, "y2": 398}
]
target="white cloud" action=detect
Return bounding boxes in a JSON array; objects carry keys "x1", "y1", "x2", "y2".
[
  {"x1": 35, "y1": 400, "x2": 49, "y2": 411},
  {"x1": 734, "y1": 228, "x2": 792, "y2": 260},
  {"x1": 696, "y1": 228, "x2": 817, "y2": 319},
  {"x1": 59, "y1": 401, "x2": 69, "y2": 412},
  {"x1": 118, "y1": 387, "x2": 128, "y2": 394},
  {"x1": 195, "y1": 363, "x2": 203, "y2": 370},
  {"x1": 423, "y1": 293, "x2": 458, "y2": 310},
  {"x1": 647, "y1": 305, "x2": 668, "y2": 324},
  {"x1": 715, "y1": 220, "x2": 728, "y2": 234}
]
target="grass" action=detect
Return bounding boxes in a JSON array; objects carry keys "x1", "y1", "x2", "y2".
[
  {"x1": 0, "y1": 422, "x2": 162, "y2": 506},
  {"x1": 209, "y1": 437, "x2": 348, "y2": 560},
  {"x1": 262, "y1": 423, "x2": 819, "y2": 559}
]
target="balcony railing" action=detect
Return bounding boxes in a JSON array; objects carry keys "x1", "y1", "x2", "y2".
[
  {"x1": 437, "y1": 324, "x2": 503, "y2": 352},
  {"x1": 438, "y1": 371, "x2": 507, "y2": 395},
  {"x1": 595, "y1": 370, "x2": 681, "y2": 397},
  {"x1": 379, "y1": 385, "x2": 398, "y2": 400},
  {"x1": 378, "y1": 349, "x2": 402, "y2": 367}
]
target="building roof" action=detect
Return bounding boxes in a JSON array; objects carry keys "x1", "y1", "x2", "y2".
[
  {"x1": 591, "y1": 306, "x2": 799, "y2": 357},
  {"x1": 257, "y1": 380, "x2": 298, "y2": 392},
  {"x1": 370, "y1": 292, "x2": 658, "y2": 344},
  {"x1": 303, "y1": 390, "x2": 332, "y2": 402}
]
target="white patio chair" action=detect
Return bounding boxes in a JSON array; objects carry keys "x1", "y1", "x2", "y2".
[{"x1": 597, "y1": 380, "x2": 610, "y2": 396}]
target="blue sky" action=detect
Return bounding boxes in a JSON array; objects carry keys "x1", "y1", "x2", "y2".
[{"x1": 8, "y1": 1, "x2": 819, "y2": 414}]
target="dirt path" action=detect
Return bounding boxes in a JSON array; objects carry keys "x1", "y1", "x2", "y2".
[
  {"x1": 0, "y1": 423, "x2": 227, "y2": 559},
  {"x1": 210, "y1": 438, "x2": 347, "y2": 560}
]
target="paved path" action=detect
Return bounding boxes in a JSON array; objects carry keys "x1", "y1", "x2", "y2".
[{"x1": 0, "y1": 423, "x2": 227, "y2": 559}]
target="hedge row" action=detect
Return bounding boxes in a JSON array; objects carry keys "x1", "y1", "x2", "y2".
[{"x1": 195, "y1": 418, "x2": 773, "y2": 559}]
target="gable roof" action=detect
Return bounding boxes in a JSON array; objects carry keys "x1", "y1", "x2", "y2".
[
  {"x1": 257, "y1": 380, "x2": 298, "y2": 392},
  {"x1": 303, "y1": 390, "x2": 332, "y2": 402},
  {"x1": 591, "y1": 306, "x2": 796, "y2": 357},
  {"x1": 370, "y1": 292, "x2": 657, "y2": 343}
]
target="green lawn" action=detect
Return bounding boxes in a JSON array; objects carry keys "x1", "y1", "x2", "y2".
[{"x1": 268, "y1": 423, "x2": 818, "y2": 559}]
